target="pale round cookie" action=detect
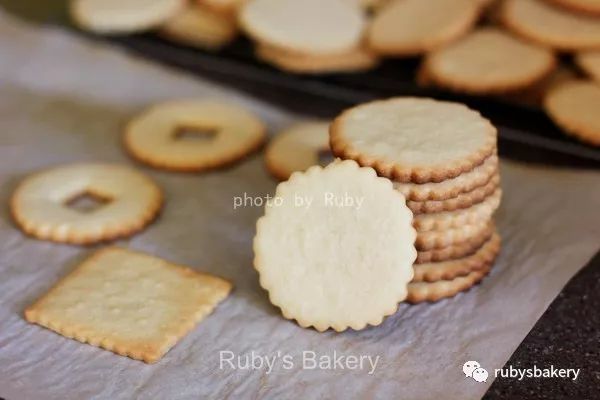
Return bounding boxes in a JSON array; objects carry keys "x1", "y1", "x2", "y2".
[
  {"x1": 546, "y1": 0, "x2": 600, "y2": 15},
  {"x1": 415, "y1": 223, "x2": 494, "y2": 263},
  {"x1": 239, "y1": 0, "x2": 366, "y2": 55},
  {"x1": 544, "y1": 80, "x2": 600, "y2": 146},
  {"x1": 330, "y1": 97, "x2": 497, "y2": 183},
  {"x1": 256, "y1": 44, "x2": 378, "y2": 74},
  {"x1": 124, "y1": 100, "x2": 266, "y2": 171},
  {"x1": 407, "y1": 171, "x2": 499, "y2": 214},
  {"x1": 576, "y1": 51, "x2": 600, "y2": 82},
  {"x1": 11, "y1": 163, "x2": 162, "y2": 244},
  {"x1": 253, "y1": 160, "x2": 416, "y2": 332},
  {"x1": 414, "y1": 232, "x2": 500, "y2": 282},
  {"x1": 501, "y1": 0, "x2": 600, "y2": 52},
  {"x1": 423, "y1": 28, "x2": 556, "y2": 94},
  {"x1": 406, "y1": 261, "x2": 492, "y2": 303},
  {"x1": 70, "y1": 0, "x2": 183, "y2": 34},
  {"x1": 416, "y1": 219, "x2": 493, "y2": 250},
  {"x1": 159, "y1": 4, "x2": 238, "y2": 50},
  {"x1": 394, "y1": 153, "x2": 498, "y2": 201},
  {"x1": 413, "y1": 188, "x2": 502, "y2": 231},
  {"x1": 265, "y1": 122, "x2": 331, "y2": 180},
  {"x1": 367, "y1": 0, "x2": 479, "y2": 56}
]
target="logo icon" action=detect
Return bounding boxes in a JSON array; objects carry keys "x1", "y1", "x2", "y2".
[{"x1": 463, "y1": 361, "x2": 489, "y2": 383}]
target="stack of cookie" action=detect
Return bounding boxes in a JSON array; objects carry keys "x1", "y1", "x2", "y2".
[{"x1": 330, "y1": 97, "x2": 502, "y2": 303}]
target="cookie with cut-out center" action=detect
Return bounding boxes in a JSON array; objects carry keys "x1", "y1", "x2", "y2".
[
  {"x1": 254, "y1": 160, "x2": 416, "y2": 332},
  {"x1": 25, "y1": 247, "x2": 231, "y2": 363},
  {"x1": 367, "y1": 0, "x2": 479, "y2": 56},
  {"x1": 423, "y1": 28, "x2": 556, "y2": 94},
  {"x1": 70, "y1": 0, "x2": 183, "y2": 34},
  {"x1": 330, "y1": 97, "x2": 497, "y2": 183},
  {"x1": 11, "y1": 163, "x2": 162, "y2": 244},
  {"x1": 160, "y1": 4, "x2": 237, "y2": 50},
  {"x1": 239, "y1": 0, "x2": 366, "y2": 55},
  {"x1": 256, "y1": 44, "x2": 378, "y2": 74},
  {"x1": 501, "y1": 0, "x2": 600, "y2": 51},
  {"x1": 544, "y1": 80, "x2": 600, "y2": 146},
  {"x1": 407, "y1": 260, "x2": 493, "y2": 303},
  {"x1": 124, "y1": 100, "x2": 266, "y2": 171},
  {"x1": 265, "y1": 122, "x2": 331, "y2": 180},
  {"x1": 414, "y1": 232, "x2": 500, "y2": 281}
]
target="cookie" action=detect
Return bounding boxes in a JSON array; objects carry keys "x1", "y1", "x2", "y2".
[
  {"x1": 576, "y1": 51, "x2": 600, "y2": 83},
  {"x1": 253, "y1": 160, "x2": 416, "y2": 332},
  {"x1": 544, "y1": 80, "x2": 600, "y2": 146},
  {"x1": 239, "y1": 0, "x2": 366, "y2": 55},
  {"x1": 546, "y1": 0, "x2": 600, "y2": 15},
  {"x1": 159, "y1": 4, "x2": 238, "y2": 50},
  {"x1": 423, "y1": 28, "x2": 556, "y2": 94},
  {"x1": 416, "y1": 220, "x2": 493, "y2": 250},
  {"x1": 200, "y1": 0, "x2": 246, "y2": 14},
  {"x1": 124, "y1": 100, "x2": 266, "y2": 171},
  {"x1": 407, "y1": 171, "x2": 500, "y2": 214},
  {"x1": 501, "y1": 0, "x2": 600, "y2": 52},
  {"x1": 414, "y1": 232, "x2": 500, "y2": 281},
  {"x1": 330, "y1": 97, "x2": 497, "y2": 183},
  {"x1": 406, "y1": 262, "x2": 492, "y2": 303},
  {"x1": 25, "y1": 247, "x2": 231, "y2": 363},
  {"x1": 413, "y1": 188, "x2": 502, "y2": 231},
  {"x1": 256, "y1": 44, "x2": 378, "y2": 74},
  {"x1": 265, "y1": 122, "x2": 331, "y2": 180},
  {"x1": 394, "y1": 153, "x2": 498, "y2": 201},
  {"x1": 70, "y1": 0, "x2": 183, "y2": 34},
  {"x1": 367, "y1": 0, "x2": 479, "y2": 56},
  {"x1": 11, "y1": 163, "x2": 162, "y2": 244},
  {"x1": 415, "y1": 223, "x2": 494, "y2": 263}
]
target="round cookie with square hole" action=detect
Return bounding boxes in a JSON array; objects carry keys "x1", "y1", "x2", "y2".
[
  {"x1": 11, "y1": 163, "x2": 162, "y2": 244},
  {"x1": 123, "y1": 100, "x2": 266, "y2": 171},
  {"x1": 265, "y1": 121, "x2": 333, "y2": 180},
  {"x1": 330, "y1": 97, "x2": 497, "y2": 183}
]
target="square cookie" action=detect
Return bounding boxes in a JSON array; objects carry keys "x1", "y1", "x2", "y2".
[{"x1": 25, "y1": 247, "x2": 232, "y2": 363}]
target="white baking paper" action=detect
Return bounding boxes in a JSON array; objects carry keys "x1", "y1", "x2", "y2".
[{"x1": 0, "y1": 10, "x2": 599, "y2": 400}]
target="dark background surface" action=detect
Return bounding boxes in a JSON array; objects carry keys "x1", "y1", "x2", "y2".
[{"x1": 2, "y1": 1, "x2": 599, "y2": 398}]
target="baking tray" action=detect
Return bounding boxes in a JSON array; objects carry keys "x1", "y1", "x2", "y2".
[{"x1": 101, "y1": 33, "x2": 600, "y2": 169}]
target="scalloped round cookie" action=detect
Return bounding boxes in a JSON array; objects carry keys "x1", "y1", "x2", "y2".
[
  {"x1": 239, "y1": 0, "x2": 366, "y2": 55},
  {"x1": 367, "y1": 0, "x2": 479, "y2": 56},
  {"x1": 330, "y1": 97, "x2": 497, "y2": 183},
  {"x1": 423, "y1": 28, "x2": 556, "y2": 94},
  {"x1": 253, "y1": 160, "x2": 416, "y2": 332}
]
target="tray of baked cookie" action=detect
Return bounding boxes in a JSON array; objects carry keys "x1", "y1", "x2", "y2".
[{"x1": 63, "y1": 0, "x2": 600, "y2": 166}]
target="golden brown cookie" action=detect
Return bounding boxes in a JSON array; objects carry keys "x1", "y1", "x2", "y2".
[
  {"x1": 415, "y1": 220, "x2": 493, "y2": 251},
  {"x1": 576, "y1": 51, "x2": 600, "y2": 83},
  {"x1": 11, "y1": 163, "x2": 162, "y2": 245},
  {"x1": 367, "y1": 0, "x2": 479, "y2": 56},
  {"x1": 159, "y1": 4, "x2": 237, "y2": 50},
  {"x1": 406, "y1": 262, "x2": 492, "y2": 303},
  {"x1": 330, "y1": 97, "x2": 498, "y2": 183},
  {"x1": 407, "y1": 171, "x2": 499, "y2": 214},
  {"x1": 256, "y1": 44, "x2": 378, "y2": 74},
  {"x1": 413, "y1": 232, "x2": 500, "y2": 282},
  {"x1": 544, "y1": 80, "x2": 600, "y2": 146},
  {"x1": 423, "y1": 28, "x2": 556, "y2": 94},
  {"x1": 501, "y1": 0, "x2": 600, "y2": 52},
  {"x1": 124, "y1": 100, "x2": 266, "y2": 171},
  {"x1": 415, "y1": 223, "x2": 494, "y2": 263},
  {"x1": 394, "y1": 153, "x2": 499, "y2": 201},
  {"x1": 25, "y1": 247, "x2": 231, "y2": 363}
]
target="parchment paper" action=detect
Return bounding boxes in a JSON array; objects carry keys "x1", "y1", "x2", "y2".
[{"x1": 0, "y1": 10, "x2": 599, "y2": 400}]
